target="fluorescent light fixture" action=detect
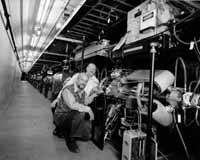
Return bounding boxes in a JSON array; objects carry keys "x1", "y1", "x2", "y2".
[
  {"x1": 40, "y1": 0, "x2": 51, "y2": 25},
  {"x1": 34, "y1": 26, "x2": 42, "y2": 36},
  {"x1": 23, "y1": 33, "x2": 31, "y2": 46},
  {"x1": 56, "y1": 22, "x2": 62, "y2": 29},
  {"x1": 37, "y1": 35, "x2": 47, "y2": 48},
  {"x1": 31, "y1": 0, "x2": 87, "y2": 68},
  {"x1": 36, "y1": 0, "x2": 51, "y2": 25},
  {"x1": 36, "y1": 0, "x2": 46, "y2": 23},
  {"x1": 30, "y1": 34, "x2": 38, "y2": 47}
]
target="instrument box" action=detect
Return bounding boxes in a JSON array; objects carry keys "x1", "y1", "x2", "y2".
[{"x1": 122, "y1": 130, "x2": 157, "y2": 160}]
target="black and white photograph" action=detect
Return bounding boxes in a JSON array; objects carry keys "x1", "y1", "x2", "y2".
[{"x1": 0, "y1": 0, "x2": 200, "y2": 160}]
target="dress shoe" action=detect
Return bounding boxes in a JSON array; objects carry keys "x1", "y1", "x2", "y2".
[{"x1": 66, "y1": 138, "x2": 80, "y2": 153}]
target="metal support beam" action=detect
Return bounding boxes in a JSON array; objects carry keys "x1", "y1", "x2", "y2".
[
  {"x1": 81, "y1": 36, "x2": 86, "y2": 71},
  {"x1": 75, "y1": 24, "x2": 97, "y2": 32},
  {"x1": 83, "y1": 17, "x2": 107, "y2": 26},
  {"x1": 146, "y1": 42, "x2": 157, "y2": 160},
  {"x1": 37, "y1": 59, "x2": 61, "y2": 63},
  {"x1": 69, "y1": 30, "x2": 86, "y2": 36},
  {"x1": 55, "y1": 36, "x2": 83, "y2": 44},
  {"x1": 20, "y1": 60, "x2": 33, "y2": 63},
  {"x1": 32, "y1": 65, "x2": 42, "y2": 68},
  {"x1": 93, "y1": 8, "x2": 117, "y2": 18},
  {"x1": 182, "y1": 0, "x2": 200, "y2": 10},
  {"x1": 79, "y1": 21, "x2": 95, "y2": 27},
  {"x1": 99, "y1": 3, "x2": 127, "y2": 14},
  {"x1": 43, "y1": 51, "x2": 67, "y2": 57},
  {"x1": 114, "y1": 0, "x2": 134, "y2": 8},
  {"x1": 72, "y1": 27, "x2": 94, "y2": 35},
  {"x1": 34, "y1": 63, "x2": 43, "y2": 66},
  {"x1": 66, "y1": 33, "x2": 83, "y2": 39},
  {"x1": 87, "y1": 13, "x2": 108, "y2": 21}
]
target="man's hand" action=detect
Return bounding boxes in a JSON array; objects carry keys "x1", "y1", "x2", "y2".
[
  {"x1": 78, "y1": 105, "x2": 94, "y2": 121},
  {"x1": 85, "y1": 106, "x2": 94, "y2": 121},
  {"x1": 85, "y1": 93, "x2": 98, "y2": 105}
]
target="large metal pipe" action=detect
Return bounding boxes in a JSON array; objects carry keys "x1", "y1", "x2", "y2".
[
  {"x1": 81, "y1": 36, "x2": 85, "y2": 71},
  {"x1": 146, "y1": 42, "x2": 158, "y2": 160}
]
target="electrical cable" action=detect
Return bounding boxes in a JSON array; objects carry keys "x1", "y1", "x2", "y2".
[
  {"x1": 96, "y1": 67, "x2": 100, "y2": 81},
  {"x1": 174, "y1": 57, "x2": 187, "y2": 92},
  {"x1": 194, "y1": 105, "x2": 200, "y2": 126},
  {"x1": 194, "y1": 46, "x2": 200, "y2": 65},
  {"x1": 189, "y1": 80, "x2": 198, "y2": 92},
  {"x1": 100, "y1": 67, "x2": 107, "y2": 82},
  {"x1": 157, "y1": 149, "x2": 169, "y2": 160},
  {"x1": 190, "y1": 62, "x2": 200, "y2": 101},
  {"x1": 173, "y1": 111, "x2": 190, "y2": 160},
  {"x1": 190, "y1": 79, "x2": 200, "y2": 100},
  {"x1": 173, "y1": 25, "x2": 190, "y2": 45},
  {"x1": 194, "y1": 37, "x2": 200, "y2": 64},
  {"x1": 138, "y1": 107, "x2": 142, "y2": 131},
  {"x1": 195, "y1": 66, "x2": 200, "y2": 81},
  {"x1": 183, "y1": 108, "x2": 195, "y2": 127},
  {"x1": 172, "y1": 4, "x2": 199, "y2": 45}
]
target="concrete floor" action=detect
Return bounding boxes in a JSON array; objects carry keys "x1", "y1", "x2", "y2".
[{"x1": 0, "y1": 81, "x2": 120, "y2": 160}]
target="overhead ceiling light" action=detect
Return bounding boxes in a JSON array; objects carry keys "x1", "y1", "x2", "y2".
[
  {"x1": 30, "y1": 34, "x2": 38, "y2": 47},
  {"x1": 31, "y1": 0, "x2": 87, "y2": 72},
  {"x1": 36, "y1": 0, "x2": 46, "y2": 22},
  {"x1": 107, "y1": 17, "x2": 111, "y2": 24},
  {"x1": 56, "y1": 22, "x2": 62, "y2": 29},
  {"x1": 36, "y1": 0, "x2": 51, "y2": 25},
  {"x1": 34, "y1": 26, "x2": 42, "y2": 36},
  {"x1": 40, "y1": 0, "x2": 51, "y2": 25}
]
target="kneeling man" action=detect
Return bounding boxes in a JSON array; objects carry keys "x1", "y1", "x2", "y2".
[{"x1": 54, "y1": 73, "x2": 94, "y2": 153}]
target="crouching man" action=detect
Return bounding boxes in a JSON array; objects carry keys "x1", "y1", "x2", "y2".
[{"x1": 53, "y1": 73, "x2": 94, "y2": 153}]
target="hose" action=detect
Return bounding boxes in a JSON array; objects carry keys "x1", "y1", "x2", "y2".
[
  {"x1": 174, "y1": 57, "x2": 187, "y2": 92},
  {"x1": 183, "y1": 108, "x2": 195, "y2": 127},
  {"x1": 195, "y1": 106, "x2": 200, "y2": 126},
  {"x1": 173, "y1": 111, "x2": 190, "y2": 160},
  {"x1": 189, "y1": 81, "x2": 197, "y2": 92}
]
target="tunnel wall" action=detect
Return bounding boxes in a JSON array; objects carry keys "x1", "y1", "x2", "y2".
[{"x1": 0, "y1": 12, "x2": 21, "y2": 108}]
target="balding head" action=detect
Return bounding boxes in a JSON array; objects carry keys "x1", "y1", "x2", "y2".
[
  {"x1": 86, "y1": 63, "x2": 96, "y2": 78},
  {"x1": 76, "y1": 72, "x2": 89, "y2": 90}
]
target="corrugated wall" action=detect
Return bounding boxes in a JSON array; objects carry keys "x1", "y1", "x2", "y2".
[{"x1": 0, "y1": 12, "x2": 21, "y2": 108}]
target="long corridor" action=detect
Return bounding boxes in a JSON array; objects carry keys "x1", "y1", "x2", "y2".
[{"x1": 0, "y1": 81, "x2": 119, "y2": 160}]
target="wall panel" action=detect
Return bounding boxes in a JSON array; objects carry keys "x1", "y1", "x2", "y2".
[{"x1": 0, "y1": 9, "x2": 21, "y2": 108}]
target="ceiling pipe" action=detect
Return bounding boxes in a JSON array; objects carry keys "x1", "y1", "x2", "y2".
[
  {"x1": 43, "y1": 51, "x2": 67, "y2": 57},
  {"x1": 1, "y1": 0, "x2": 21, "y2": 67},
  {"x1": 55, "y1": 36, "x2": 83, "y2": 44},
  {"x1": 37, "y1": 59, "x2": 61, "y2": 63}
]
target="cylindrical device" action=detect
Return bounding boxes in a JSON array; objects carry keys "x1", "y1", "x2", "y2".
[
  {"x1": 183, "y1": 92, "x2": 200, "y2": 107},
  {"x1": 190, "y1": 94, "x2": 200, "y2": 106},
  {"x1": 154, "y1": 70, "x2": 175, "y2": 93}
]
